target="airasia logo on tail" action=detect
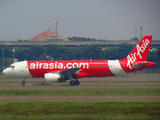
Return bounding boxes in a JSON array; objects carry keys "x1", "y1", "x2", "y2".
[{"x1": 127, "y1": 39, "x2": 150, "y2": 69}]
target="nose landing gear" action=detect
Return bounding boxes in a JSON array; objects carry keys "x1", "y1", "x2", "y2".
[{"x1": 21, "y1": 77, "x2": 26, "y2": 86}]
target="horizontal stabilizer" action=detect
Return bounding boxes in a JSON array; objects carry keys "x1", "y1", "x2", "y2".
[{"x1": 133, "y1": 61, "x2": 148, "y2": 68}]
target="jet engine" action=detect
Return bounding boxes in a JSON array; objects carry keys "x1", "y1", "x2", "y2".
[{"x1": 44, "y1": 73, "x2": 65, "y2": 83}]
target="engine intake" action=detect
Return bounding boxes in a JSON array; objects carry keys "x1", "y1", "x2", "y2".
[{"x1": 44, "y1": 73, "x2": 65, "y2": 83}]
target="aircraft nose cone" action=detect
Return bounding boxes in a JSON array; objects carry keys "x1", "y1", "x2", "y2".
[{"x1": 3, "y1": 69, "x2": 8, "y2": 75}]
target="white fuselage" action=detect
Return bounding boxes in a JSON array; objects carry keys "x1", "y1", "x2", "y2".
[{"x1": 3, "y1": 61, "x2": 32, "y2": 77}]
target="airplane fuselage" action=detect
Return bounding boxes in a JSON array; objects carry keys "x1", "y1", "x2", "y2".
[
  {"x1": 3, "y1": 59, "x2": 154, "y2": 78},
  {"x1": 2, "y1": 35, "x2": 155, "y2": 86}
]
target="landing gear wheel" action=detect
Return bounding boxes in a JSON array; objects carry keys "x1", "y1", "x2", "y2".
[
  {"x1": 75, "y1": 80, "x2": 80, "y2": 85},
  {"x1": 70, "y1": 80, "x2": 75, "y2": 86},
  {"x1": 21, "y1": 77, "x2": 26, "y2": 86},
  {"x1": 21, "y1": 82, "x2": 25, "y2": 86}
]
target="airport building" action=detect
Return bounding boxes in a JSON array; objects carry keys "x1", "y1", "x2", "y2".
[{"x1": 28, "y1": 29, "x2": 70, "y2": 42}]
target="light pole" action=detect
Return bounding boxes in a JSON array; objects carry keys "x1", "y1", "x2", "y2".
[{"x1": 2, "y1": 48, "x2": 4, "y2": 70}]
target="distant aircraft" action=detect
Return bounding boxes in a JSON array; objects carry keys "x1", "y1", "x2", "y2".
[{"x1": 3, "y1": 35, "x2": 155, "y2": 86}]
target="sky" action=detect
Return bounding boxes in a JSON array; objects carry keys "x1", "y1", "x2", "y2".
[{"x1": 0, "y1": 0, "x2": 160, "y2": 41}]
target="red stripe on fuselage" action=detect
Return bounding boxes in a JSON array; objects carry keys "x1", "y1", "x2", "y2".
[{"x1": 27, "y1": 60, "x2": 115, "y2": 78}]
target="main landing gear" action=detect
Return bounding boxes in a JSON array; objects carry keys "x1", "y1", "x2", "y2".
[
  {"x1": 21, "y1": 77, "x2": 26, "y2": 86},
  {"x1": 70, "y1": 79, "x2": 80, "y2": 86}
]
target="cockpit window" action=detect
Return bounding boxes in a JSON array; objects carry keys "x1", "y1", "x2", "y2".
[{"x1": 10, "y1": 66, "x2": 15, "y2": 68}]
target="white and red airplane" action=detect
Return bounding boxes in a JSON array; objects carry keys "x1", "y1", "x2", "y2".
[{"x1": 3, "y1": 35, "x2": 155, "y2": 86}]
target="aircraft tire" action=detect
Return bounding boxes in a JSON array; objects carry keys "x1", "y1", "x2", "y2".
[
  {"x1": 75, "y1": 80, "x2": 80, "y2": 85},
  {"x1": 21, "y1": 82, "x2": 25, "y2": 86},
  {"x1": 70, "y1": 80, "x2": 75, "y2": 86}
]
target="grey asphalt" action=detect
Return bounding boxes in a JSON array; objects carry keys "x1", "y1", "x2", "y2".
[
  {"x1": 0, "y1": 74, "x2": 159, "y2": 102},
  {"x1": 1, "y1": 74, "x2": 160, "y2": 83},
  {"x1": 0, "y1": 84, "x2": 159, "y2": 90},
  {"x1": 0, "y1": 74, "x2": 160, "y2": 90},
  {"x1": 0, "y1": 95, "x2": 159, "y2": 102}
]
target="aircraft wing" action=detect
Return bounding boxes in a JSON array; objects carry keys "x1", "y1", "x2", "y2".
[
  {"x1": 51, "y1": 67, "x2": 80, "y2": 76},
  {"x1": 133, "y1": 61, "x2": 148, "y2": 68}
]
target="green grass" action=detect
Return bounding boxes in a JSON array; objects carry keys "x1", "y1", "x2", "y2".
[
  {"x1": 0, "y1": 88, "x2": 160, "y2": 95},
  {"x1": 0, "y1": 102, "x2": 159, "y2": 120}
]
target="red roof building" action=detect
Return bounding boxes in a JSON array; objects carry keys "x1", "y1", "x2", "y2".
[{"x1": 28, "y1": 30, "x2": 70, "y2": 41}]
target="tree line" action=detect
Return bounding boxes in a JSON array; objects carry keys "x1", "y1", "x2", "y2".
[
  {"x1": 0, "y1": 43, "x2": 160, "y2": 71},
  {"x1": 68, "y1": 37, "x2": 106, "y2": 41}
]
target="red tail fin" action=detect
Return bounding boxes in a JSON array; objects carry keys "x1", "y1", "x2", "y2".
[
  {"x1": 122, "y1": 35, "x2": 153, "y2": 70},
  {"x1": 127, "y1": 35, "x2": 152, "y2": 61}
]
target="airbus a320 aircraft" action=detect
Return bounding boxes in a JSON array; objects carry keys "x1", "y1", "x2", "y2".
[{"x1": 3, "y1": 35, "x2": 155, "y2": 86}]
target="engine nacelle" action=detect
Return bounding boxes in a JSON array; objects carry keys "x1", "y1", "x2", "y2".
[{"x1": 44, "y1": 73, "x2": 65, "y2": 83}]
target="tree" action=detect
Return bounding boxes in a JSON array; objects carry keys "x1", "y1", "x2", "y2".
[
  {"x1": 155, "y1": 46, "x2": 160, "y2": 69},
  {"x1": 80, "y1": 45, "x2": 101, "y2": 60},
  {"x1": 147, "y1": 46, "x2": 160, "y2": 70},
  {"x1": 100, "y1": 43, "x2": 134, "y2": 60},
  {"x1": 0, "y1": 45, "x2": 13, "y2": 71},
  {"x1": 47, "y1": 45, "x2": 68, "y2": 60},
  {"x1": 28, "y1": 45, "x2": 46, "y2": 60},
  {"x1": 100, "y1": 48, "x2": 117, "y2": 60},
  {"x1": 116, "y1": 43, "x2": 134, "y2": 60},
  {"x1": 0, "y1": 44, "x2": 12, "y2": 59},
  {"x1": 14, "y1": 48, "x2": 28, "y2": 61}
]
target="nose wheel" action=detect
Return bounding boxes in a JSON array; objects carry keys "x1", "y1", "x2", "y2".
[
  {"x1": 21, "y1": 82, "x2": 25, "y2": 86},
  {"x1": 70, "y1": 79, "x2": 80, "y2": 86},
  {"x1": 21, "y1": 78, "x2": 26, "y2": 86}
]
